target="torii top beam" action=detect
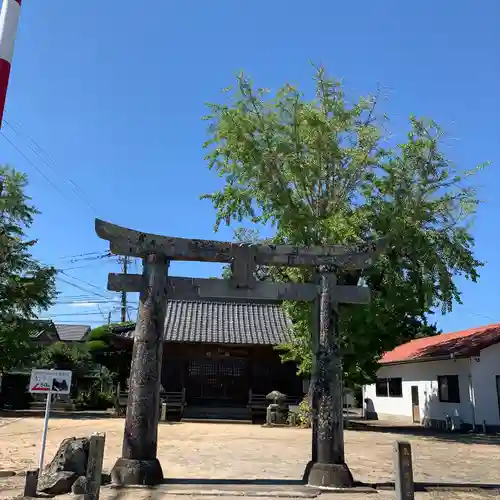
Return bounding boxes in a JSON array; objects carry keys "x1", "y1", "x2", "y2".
[{"x1": 95, "y1": 219, "x2": 386, "y2": 270}]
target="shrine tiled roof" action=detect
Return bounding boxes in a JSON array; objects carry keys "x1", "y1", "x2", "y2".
[{"x1": 115, "y1": 299, "x2": 293, "y2": 346}]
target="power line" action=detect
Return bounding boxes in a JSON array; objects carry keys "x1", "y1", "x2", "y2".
[
  {"x1": 48, "y1": 311, "x2": 121, "y2": 317},
  {"x1": 53, "y1": 299, "x2": 113, "y2": 303},
  {"x1": 0, "y1": 131, "x2": 81, "y2": 209},
  {"x1": 58, "y1": 261, "x2": 113, "y2": 271},
  {"x1": 57, "y1": 276, "x2": 111, "y2": 300},
  {"x1": 53, "y1": 296, "x2": 118, "y2": 301},
  {"x1": 58, "y1": 270, "x2": 111, "y2": 294},
  {"x1": 56, "y1": 292, "x2": 99, "y2": 296},
  {"x1": 59, "y1": 252, "x2": 113, "y2": 265},
  {"x1": 54, "y1": 294, "x2": 117, "y2": 299},
  {"x1": 460, "y1": 308, "x2": 499, "y2": 323},
  {"x1": 54, "y1": 293, "x2": 115, "y2": 299},
  {"x1": 4, "y1": 118, "x2": 98, "y2": 213},
  {"x1": 40, "y1": 319, "x2": 105, "y2": 324},
  {"x1": 58, "y1": 251, "x2": 105, "y2": 261}
]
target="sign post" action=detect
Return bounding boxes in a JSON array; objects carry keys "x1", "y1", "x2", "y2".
[
  {"x1": 29, "y1": 369, "x2": 72, "y2": 471},
  {"x1": 393, "y1": 440, "x2": 414, "y2": 500},
  {"x1": 39, "y1": 383, "x2": 52, "y2": 471}
]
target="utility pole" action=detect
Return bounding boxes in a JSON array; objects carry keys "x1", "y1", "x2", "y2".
[
  {"x1": 120, "y1": 256, "x2": 128, "y2": 323},
  {"x1": 108, "y1": 311, "x2": 112, "y2": 324}
]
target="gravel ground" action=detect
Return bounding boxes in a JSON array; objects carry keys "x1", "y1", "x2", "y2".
[{"x1": 0, "y1": 417, "x2": 499, "y2": 499}]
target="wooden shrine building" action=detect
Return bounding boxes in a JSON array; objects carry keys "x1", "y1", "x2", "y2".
[{"x1": 112, "y1": 298, "x2": 304, "y2": 417}]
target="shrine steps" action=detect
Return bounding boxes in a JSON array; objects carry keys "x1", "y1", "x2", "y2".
[
  {"x1": 181, "y1": 417, "x2": 252, "y2": 424},
  {"x1": 181, "y1": 405, "x2": 252, "y2": 424}
]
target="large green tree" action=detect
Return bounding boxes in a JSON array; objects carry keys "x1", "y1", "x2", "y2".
[
  {"x1": 201, "y1": 68, "x2": 484, "y2": 385},
  {"x1": 0, "y1": 166, "x2": 57, "y2": 371}
]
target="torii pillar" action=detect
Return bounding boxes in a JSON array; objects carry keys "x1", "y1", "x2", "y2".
[
  {"x1": 110, "y1": 254, "x2": 169, "y2": 486},
  {"x1": 304, "y1": 272, "x2": 353, "y2": 487}
]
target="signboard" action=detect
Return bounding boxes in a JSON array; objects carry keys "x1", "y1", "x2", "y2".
[{"x1": 29, "y1": 369, "x2": 72, "y2": 395}]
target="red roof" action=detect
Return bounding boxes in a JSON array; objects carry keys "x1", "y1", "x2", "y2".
[{"x1": 380, "y1": 323, "x2": 500, "y2": 364}]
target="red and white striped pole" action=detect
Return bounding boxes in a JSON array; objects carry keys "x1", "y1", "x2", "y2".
[{"x1": 0, "y1": 0, "x2": 21, "y2": 128}]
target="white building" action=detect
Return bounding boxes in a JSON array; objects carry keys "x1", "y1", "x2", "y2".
[{"x1": 363, "y1": 323, "x2": 500, "y2": 432}]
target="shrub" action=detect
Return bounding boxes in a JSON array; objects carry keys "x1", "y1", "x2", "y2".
[
  {"x1": 74, "y1": 388, "x2": 114, "y2": 411},
  {"x1": 297, "y1": 397, "x2": 312, "y2": 427}
]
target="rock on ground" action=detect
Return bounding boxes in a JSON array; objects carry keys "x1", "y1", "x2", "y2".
[
  {"x1": 71, "y1": 475, "x2": 87, "y2": 494},
  {"x1": 37, "y1": 436, "x2": 89, "y2": 495}
]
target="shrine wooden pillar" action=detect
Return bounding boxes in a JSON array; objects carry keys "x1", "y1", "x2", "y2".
[{"x1": 110, "y1": 254, "x2": 169, "y2": 486}]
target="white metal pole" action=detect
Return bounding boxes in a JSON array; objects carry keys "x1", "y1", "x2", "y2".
[{"x1": 38, "y1": 387, "x2": 52, "y2": 471}]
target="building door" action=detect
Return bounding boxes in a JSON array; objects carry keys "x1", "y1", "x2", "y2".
[
  {"x1": 202, "y1": 359, "x2": 222, "y2": 400},
  {"x1": 218, "y1": 358, "x2": 247, "y2": 403},
  {"x1": 186, "y1": 357, "x2": 248, "y2": 404},
  {"x1": 411, "y1": 385, "x2": 420, "y2": 423}
]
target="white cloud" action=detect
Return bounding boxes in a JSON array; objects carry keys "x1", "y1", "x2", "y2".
[{"x1": 69, "y1": 302, "x2": 99, "y2": 308}]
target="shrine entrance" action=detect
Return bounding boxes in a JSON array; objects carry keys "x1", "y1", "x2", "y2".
[
  {"x1": 95, "y1": 218, "x2": 384, "y2": 489},
  {"x1": 156, "y1": 338, "x2": 302, "y2": 410}
]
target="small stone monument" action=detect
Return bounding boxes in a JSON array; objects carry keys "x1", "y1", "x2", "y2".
[{"x1": 265, "y1": 390, "x2": 288, "y2": 425}]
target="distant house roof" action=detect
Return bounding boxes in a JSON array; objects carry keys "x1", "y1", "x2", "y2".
[
  {"x1": 29, "y1": 320, "x2": 60, "y2": 341},
  {"x1": 115, "y1": 299, "x2": 293, "y2": 346},
  {"x1": 54, "y1": 324, "x2": 91, "y2": 342},
  {"x1": 380, "y1": 323, "x2": 500, "y2": 365}
]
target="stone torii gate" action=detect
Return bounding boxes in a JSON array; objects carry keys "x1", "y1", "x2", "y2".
[{"x1": 94, "y1": 219, "x2": 385, "y2": 488}]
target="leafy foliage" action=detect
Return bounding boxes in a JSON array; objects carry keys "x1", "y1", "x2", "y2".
[
  {"x1": 0, "y1": 166, "x2": 57, "y2": 371},
  {"x1": 201, "y1": 67, "x2": 484, "y2": 385},
  {"x1": 35, "y1": 341, "x2": 95, "y2": 378},
  {"x1": 296, "y1": 397, "x2": 312, "y2": 428},
  {"x1": 73, "y1": 380, "x2": 115, "y2": 411},
  {"x1": 86, "y1": 322, "x2": 133, "y2": 384}
]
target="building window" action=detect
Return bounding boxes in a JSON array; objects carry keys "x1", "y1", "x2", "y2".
[
  {"x1": 375, "y1": 378, "x2": 388, "y2": 397},
  {"x1": 375, "y1": 377, "x2": 403, "y2": 398},
  {"x1": 438, "y1": 375, "x2": 460, "y2": 403},
  {"x1": 388, "y1": 378, "x2": 403, "y2": 397}
]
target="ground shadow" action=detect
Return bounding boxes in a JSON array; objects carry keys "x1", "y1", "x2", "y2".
[
  {"x1": 109, "y1": 477, "x2": 500, "y2": 493},
  {"x1": 144, "y1": 477, "x2": 500, "y2": 490},
  {"x1": 347, "y1": 419, "x2": 500, "y2": 446},
  {"x1": 360, "y1": 481, "x2": 500, "y2": 491},
  {"x1": 106, "y1": 481, "x2": 320, "y2": 500},
  {"x1": 162, "y1": 478, "x2": 304, "y2": 485},
  {"x1": 0, "y1": 410, "x2": 116, "y2": 420}
]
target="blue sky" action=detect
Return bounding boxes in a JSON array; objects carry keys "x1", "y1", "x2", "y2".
[{"x1": 1, "y1": 0, "x2": 498, "y2": 332}]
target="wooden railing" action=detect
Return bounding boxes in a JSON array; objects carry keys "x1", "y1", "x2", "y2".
[
  {"x1": 161, "y1": 389, "x2": 187, "y2": 411},
  {"x1": 115, "y1": 388, "x2": 187, "y2": 418},
  {"x1": 247, "y1": 390, "x2": 267, "y2": 412}
]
